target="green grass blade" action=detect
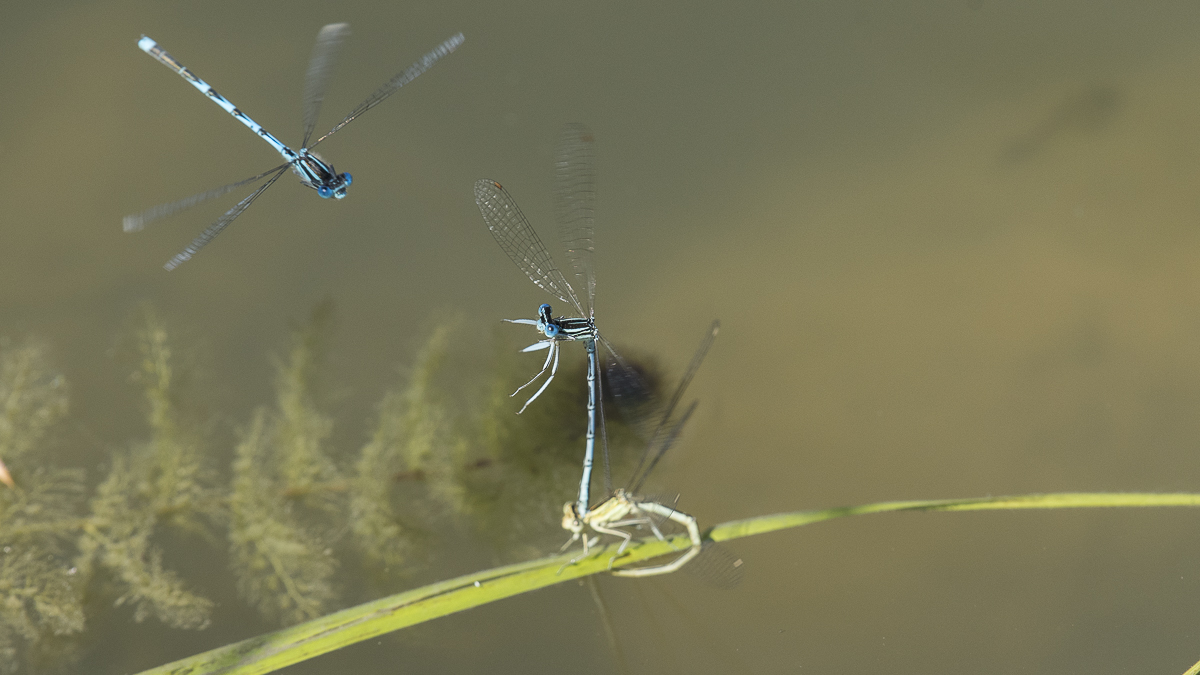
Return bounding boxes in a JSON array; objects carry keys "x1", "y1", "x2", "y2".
[
  {"x1": 136, "y1": 491, "x2": 1200, "y2": 675},
  {"x1": 707, "y1": 492, "x2": 1200, "y2": 541}
]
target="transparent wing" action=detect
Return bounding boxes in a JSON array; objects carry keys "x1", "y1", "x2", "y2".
[
  {"x1": 600, "y1": 335, "x2": 659, "y2": 438},
  {"x1": 474, "y1": 179, "x2": 584, "y2": 314},
  {"x1": 162, "y1": 166, "x2": 289, "y2": 271},
  {"x1": 300, "y1": 23, "x2": 351, "y2": 148},
  {"x1": 681, "y1": 541, "x2": 745, "y2": 590},
  {"x1": 601, "y1": 320, "x2": 719, "y2": 491},
  {"x1": 596, "y1": 354, "x2": 613, "y2": 496},
  {"x1": 554, "y1": 123, "x2": 596, "y2": 317},
  {"x1": 629, "y1": 401, "x2": 697, "y2": 494},
  {"x1": 311, "y1": 32, "x2": 464, "y2": 148},
  {"x1": 637, "y1": 320, "x2": 719, "y2": 462},
  {"x1": 122, "y1": 164, "x2": 289, "y2": 233}
]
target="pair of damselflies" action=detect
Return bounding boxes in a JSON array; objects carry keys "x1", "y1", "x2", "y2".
[
  {"x1": 125, "y1": 24, "x2": 463, "y2": 270},
  {"x1": 476, "y1": 125, "x2": 720, "y2": 575}
]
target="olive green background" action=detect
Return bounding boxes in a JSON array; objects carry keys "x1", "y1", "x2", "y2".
[{"x1": 3, "y1": 0, "x2": 1200, "y2": 672}]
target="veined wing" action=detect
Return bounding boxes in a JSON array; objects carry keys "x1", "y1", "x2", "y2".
[
  {"x1": 682, "y1": 541, "x2": 745, "y2": 590},
  {"x1": 311, "y1": 32, "x2": 464, "y2": 148},
  {"x1": 122, "y1": 164, "x2": 290, "y2": 233},
  {"x1": 554, "y1": 123, "x2": 596, "y2": 317},
  {"x1": 300, "y1": 23, "x2": 351, "y2": 148},
  {"x1": 629, "y1": 400, "x2": 697, "y2": 495},
  {"x1": 600, "y1": 320, "x2": 720, "y2": 491},
  {"x1": 638, "y1": 320, "x2": 719, "y2": 465},
  {"x1": 163, "y1": 165, "x2": 289, "y2": 271},
  {"x1": 475, "y1": 179, "x2": 585, "y2": 315}
]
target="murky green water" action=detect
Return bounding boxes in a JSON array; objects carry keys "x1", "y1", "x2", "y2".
[{"x1": 4, "y1": 0, "x2": 1200, "y2": 672}]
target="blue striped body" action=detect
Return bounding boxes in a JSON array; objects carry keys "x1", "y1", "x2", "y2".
[
  {"x1": 537, "y1": 303, "x2": 597, "y2": 342},
  {"x1": 534, "y1": 303, "x2": 599, "y2": 514},
  {"x1": 137, "y1": 36, "x2": 351, "y2": 200}
]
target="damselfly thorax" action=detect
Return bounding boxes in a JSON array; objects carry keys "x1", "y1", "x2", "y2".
[
  {"x1": 290, "y1": 150, "x2": 351, "y2": 199},
  {"x1": 504, "y1": 302, "x2": 600, "y2": 418},
  {"x1": 532, "y1": 303, "x2": 596, "y2": 342}
]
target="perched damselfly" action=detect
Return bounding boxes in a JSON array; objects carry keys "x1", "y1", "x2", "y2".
[
  {"x1": 475, "y1": 123, "x2": 620, "y2": 519},
  {"x1": 125, "y1": 24, "x2": 463, "y2": 270}
]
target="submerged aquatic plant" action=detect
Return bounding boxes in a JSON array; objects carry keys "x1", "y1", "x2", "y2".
[
  {"x1": 228, "y1": 303, "x2": 343, "y2": 624},
  {"x1": 75, "y1": 309, "x2": 218, "y2": 630},
  {"x1": 0, "y1": 341, "x2": 83, "y2": 673},
  {"x1": 0, "y1": 340, "x2": 68, "y2": 471},
  {"x1": 229, "y1": 409, "x2": 338, "y2": 625},
  {"x1": 351, "y1": 321, "x2": 462, "y2": 571},
  {"x1": 0, "y1": 304, "x2": 671, "y2": 671}
]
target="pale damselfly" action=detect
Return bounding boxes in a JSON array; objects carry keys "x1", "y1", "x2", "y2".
[{"x1": 125, "y1": 24, "x2": 464, "y2": 270}]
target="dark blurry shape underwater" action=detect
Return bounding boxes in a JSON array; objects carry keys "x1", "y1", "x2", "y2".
[
  {"x1": 1000, "y1": 85, "x2": 1122, "y2": 164},
  {"x1": 75, "y1": 308, "x2": 219, "y2": 632}
]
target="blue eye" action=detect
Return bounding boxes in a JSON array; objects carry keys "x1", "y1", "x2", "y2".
[
  {"x1": 318, "y1": 186, "x2": 332, "y2": 198},
  {"x1": 543, "y1": 323, "x2": 560, "y2": 337},
  {"x1": 342, "y1": 172, "x2": 352, "y2": 186}
]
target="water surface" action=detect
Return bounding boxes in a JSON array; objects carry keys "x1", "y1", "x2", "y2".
[{"x1": 3, "y1": 1, "x2": 1200, "y2": 672}]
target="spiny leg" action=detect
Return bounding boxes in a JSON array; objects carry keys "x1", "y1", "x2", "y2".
[
  {"x1": 601, "y1": 514, "x2": 682, "y2": 555},
  {"x1": 559, "y1": 530, "x2": 582, "y2": 552},
  {"x1": 605, "y1": 516, "x2": 659, "y2": 554},
  {"x1": 515, "y1": 342, "x2": 560, "y2": 413},
  {"x1": 591, "y1": 522, "x2": 635, "y2": 571},
  {"x1": 640, "y1": 506, "x2": 672, "y2": 546},
  {"x1": 610, "y1": 502, "x2": 703, "y2": 578},
  {"x1": 511, "y1": 341, "x2": 554, "y2": 397},
  {"x1": 557, "y1": 531, "x2": 601, "y2": 575}
]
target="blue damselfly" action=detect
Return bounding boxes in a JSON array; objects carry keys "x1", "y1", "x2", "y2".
[
  {"x1": 474, "y1": 123, "x2": 613, "y2": 520},
  {"x1": 125, "y1": 24, "x2": 463, "y2": 270}
]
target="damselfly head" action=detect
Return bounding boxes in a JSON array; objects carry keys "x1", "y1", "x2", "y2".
[
  {"x1": 537, "y1": 304, "x2": 560, "y2": 337},
  {"x1": 317, "y1": 173, "x2": 351, "y2": 199},
  {"x1": 562, "y1": 502, "x2": 584, "y2": 534}
]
